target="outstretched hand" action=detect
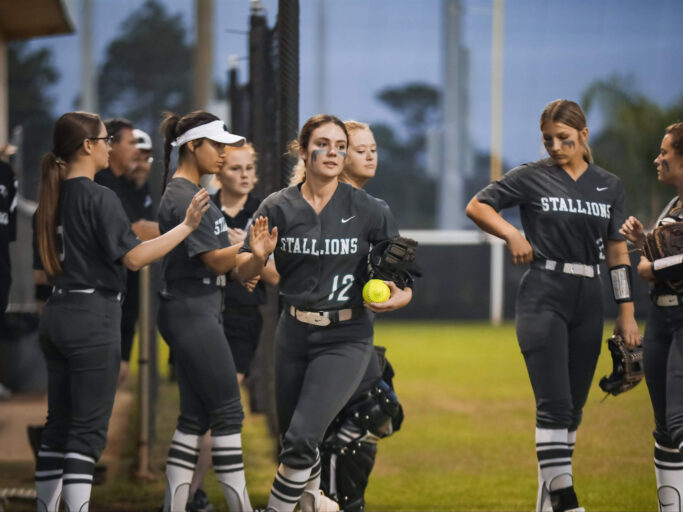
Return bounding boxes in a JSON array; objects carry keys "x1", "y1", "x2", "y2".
[
  {"x1": 184, "y1": 189, "x2": 210, "y2": 231},
  {"x1": 249, "y1": 216, "x2": 278, "y2": 260},
  {"x1": 619, "y1": 216, "x2": 646, "y2": 249}
]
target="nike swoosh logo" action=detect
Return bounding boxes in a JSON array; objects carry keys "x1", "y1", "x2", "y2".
[
  {"x1": 341, "y1": 216, "x2": 356, "y2": 223},
  {"x1": 596, "y1": 187, "x2": 608, "y2": 191}
]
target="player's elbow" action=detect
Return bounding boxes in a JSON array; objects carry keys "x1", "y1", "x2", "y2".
[
  {"x1": 465, "y1": 197, "x2": 480, "y2": 221},
  {"x1": 122, "y1": 252, "x2": 144, "y2": 272}
]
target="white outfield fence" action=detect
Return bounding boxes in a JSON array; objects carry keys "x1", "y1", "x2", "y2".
[{"x1": 401, "y1": 230, "x2": 506, "y2": 325}]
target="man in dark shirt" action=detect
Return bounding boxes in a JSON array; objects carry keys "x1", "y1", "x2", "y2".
[
  {"x1": 94, "y1": 118, "x2": 137, "y2": 197},
  {"x1": 95, "y1": 121, "x2": 159, "y2": 384}
]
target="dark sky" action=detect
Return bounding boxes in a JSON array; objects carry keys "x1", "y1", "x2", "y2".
[{"x1": 30, "y1": 0, "x2": 683, "y2": 167}]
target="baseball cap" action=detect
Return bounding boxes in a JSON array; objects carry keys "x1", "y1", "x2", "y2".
[
  {"x1": 132, "y1": 129, "x2": 152, "y2": 150},
  {"x1": 171, "y1": 120, "x2": 245, "y2": 148}
]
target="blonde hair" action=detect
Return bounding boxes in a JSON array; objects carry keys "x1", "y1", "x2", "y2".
[
  {"x1": 540, "y1": 99, "x2": 593, "y2": 163},
  {"x1": 288, "y1": 114, "x2": 349, "y2": 186},
  {"x1": 340, "y1": 120, "x2": 373, "y2": 185},
  {"x1": 213, "y1": 143, "x2": 258, "y2": 189}
]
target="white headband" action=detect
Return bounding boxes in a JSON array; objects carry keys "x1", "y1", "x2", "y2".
[{"x1": 171, "y1": 120, "x2": 245, "y2": 148}]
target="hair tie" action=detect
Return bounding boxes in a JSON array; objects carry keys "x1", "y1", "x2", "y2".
[{"x1": 55, "y1": 156, "x2": 66, "y2": 167}]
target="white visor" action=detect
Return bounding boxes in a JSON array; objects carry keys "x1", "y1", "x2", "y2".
[{"x1": 171, "y1": 120, "x2": 245, "y2": 148}]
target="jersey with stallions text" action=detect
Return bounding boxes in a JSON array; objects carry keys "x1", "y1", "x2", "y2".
[
  {"x1": 158, "y1": 177, "x2": 229, "y2": 283},
  {"x1": 241, "y1": 182, "x2": 399, "y2": 310},
  {"x1": 477, "y1": 158, "x2": 626, "y2": 265}
]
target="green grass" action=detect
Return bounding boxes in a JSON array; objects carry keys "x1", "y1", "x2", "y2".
[{"x1": 0, "y1": 321, "x2": 656, "y2": 511}]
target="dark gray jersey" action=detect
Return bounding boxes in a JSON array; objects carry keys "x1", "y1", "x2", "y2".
[
  {"x1": 158, "y1": 177, "x2": 229, "y2": 282},
  {"x1": 242, "y1": 182, "x2": 398, "y2": 310},
  {"x1": 50, "y1": 177, "x2": 140, "y2": 292},
  {"x1": 477, "y1": 159, "x2": 626, "y2": 265}
]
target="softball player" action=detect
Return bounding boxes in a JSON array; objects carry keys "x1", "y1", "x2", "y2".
[
  {"x1": 466, "y1": 100, "x2": 639, "y2": 512},
  {"x1": 236, "y1": 114, "x2": 412, "y2": 512},
  {"x1": 186, "y1": 142, "x2": 279, "y2": 512},
  {"x1": 34, "y1": 111, "x2": 209, "y2": 512},
  {"x1": 621, "y1": 122, "x2": 683, "y2": 511},
  {"x1": 312, "y1": 120, "x2": 405, "y2": 512},
  {"x1": 157, "y1": 110, "x2": 260, "y2": 512}
]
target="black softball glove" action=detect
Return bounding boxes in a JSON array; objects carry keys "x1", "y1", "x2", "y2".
[
  {"x1": 599, "y1": 334, "x2": 644, "y2": 396},
  {"x1": 367, "y1": 236, "x2": 421, "y2": 289}
]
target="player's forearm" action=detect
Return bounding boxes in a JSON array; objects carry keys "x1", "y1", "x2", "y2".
[
  {"x1": 200, "y1": 245, "x2": 242, "y2": 275},
  {"x1": 235, "y1": 251, "x2": 267, "y2": 281},
  {"x1": 259, "y1": 259, "x2": 280, "y2": 286},
  {"x1": 465, "y1": 198, "x2": 518, "y2": 242},
  {"x1": 606, "y1": 240, "x2": 630, "y2": 267},
  {"x1": 123, "y1": 223, "x2": 193, "y2": 271}
]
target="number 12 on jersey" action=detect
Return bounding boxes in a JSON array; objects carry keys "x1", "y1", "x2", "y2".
[{"x1": 329, "y1": 274, "x2": 354, "y2": 302}]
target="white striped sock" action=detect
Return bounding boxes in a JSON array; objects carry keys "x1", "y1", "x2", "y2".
[
  {"x1": 164, "y1": 431, "x2": 200, "y2": 512},
  {"x1": 268, "y1": 463, "x2": 312, "y2": 512},
  {"x1": 654, "y1": 442, "x2": 683, "y2": 511},
  {"x1": 535, "y1": 428, "x2": 572, "y2": 491},
  {"x1": 35, "y1": 445, "x2": 64, "y2": 512},
  {"x1": 62, "y1": 452, "x2": 95, "y2": 512},
  {"x1": 212, "y1": 433, "x2": 251, "y2": 511}
]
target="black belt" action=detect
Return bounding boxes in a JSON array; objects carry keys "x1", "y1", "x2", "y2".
[
  {"x1": 286, "y1": 304, "x2": 365, "y2": 327},
  {"x1": 530, "y1": 259, "x2": 600, "y2": 278},
  {"x1": 51, "y1": 287, "x2": 124, "y2": 302}
]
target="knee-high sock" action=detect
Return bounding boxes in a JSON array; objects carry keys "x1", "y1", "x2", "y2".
[
  {"x1": 62, "y1": 452, "x2": 95, "y2": 512},
  {"x1": 655, "y1": 442, "x2": 683, "y2": 512},
  {"x1": 267, "y1": 463, "x2": 312, "y2": 512},
  {"x1": 299, "y1": 453, "x2": 323, "y2": 512},
  {"x1": 211, "y1": 433, "x2": 251, "y2": 511},
  {"x1": 536, "y1": 428, "x2": 573, "y2": 491},
  {"x1": 537, "y1": 430, "x2": 576, "y2": 512},
  {"x1": 35, "y1": 445, "x2": 64, "y2": 512},
  {"x1": 164, "y1": 430, "x2": 200, "y2": 512}
]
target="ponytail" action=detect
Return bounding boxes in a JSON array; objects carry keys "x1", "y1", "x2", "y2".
[
  {"x1": 288, "y1": 139, "x2": 306, "y2": 186},
  {"x1": 161, "y1": 111, "x2": 180, "y2": 192},
  {"x1": 581, "y1": 142, "x2": 594, "y2": 164},
  {"x1": 37, "y1": 153, "x2": 68, "y2": 276}
]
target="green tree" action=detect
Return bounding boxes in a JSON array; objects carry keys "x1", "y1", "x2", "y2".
[
  {"x1": 368, "y1": 83, "x2": 441, "y2": 228},
  {"x1": 98, "y1": 0, "x2": 192, "y2": 135},
  {"x1": 8, "y1": 41, "x2": 59, "y2": 200},
  {"x1": 582, "y1": 76, "x2": 683, "y2": 223}
]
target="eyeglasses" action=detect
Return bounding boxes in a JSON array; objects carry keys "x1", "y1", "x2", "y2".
[{"x1": 89, "y1": 136, "x2": 114, "y2": 145}]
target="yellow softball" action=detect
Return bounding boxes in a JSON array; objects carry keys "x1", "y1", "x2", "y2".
[{"x1": 362, "y1": 279, "x2": 391, "y2": 303}]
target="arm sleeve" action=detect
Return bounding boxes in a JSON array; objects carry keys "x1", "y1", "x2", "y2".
[
  {"x1": 475, "y1": 166, "x2": 529, "y2": 211},
  {"x1": 607, "y1": 179, "x2": 627, "y2": 241},
  {"x1": 652, "y1": 255, "x2": 683, "y2": 281},
  {"x1": 93, "y1": 189, "x2": 141, "y2": 262}
]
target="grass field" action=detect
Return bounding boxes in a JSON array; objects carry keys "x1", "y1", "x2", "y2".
[{"x1": 0, "y1": 321, "x2": 656, "y2": 511}]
